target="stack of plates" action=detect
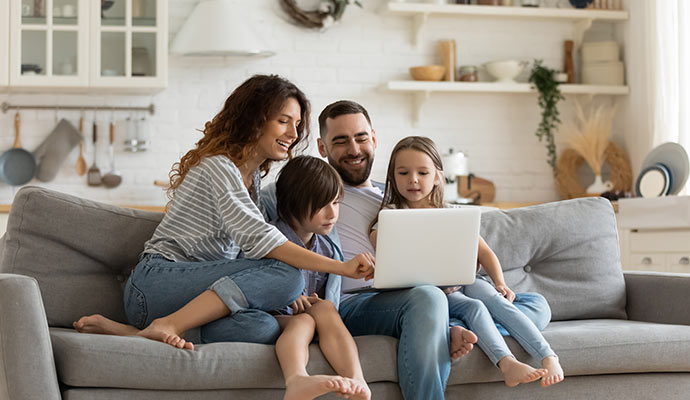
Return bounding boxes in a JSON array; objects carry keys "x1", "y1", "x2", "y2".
[{"x1": 635, "y1": 143, "x2": 690, "y2": 197}]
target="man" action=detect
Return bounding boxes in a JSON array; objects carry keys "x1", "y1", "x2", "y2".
[{"x1": 316, "y1": 100, "x2": 552, "y2": 399}]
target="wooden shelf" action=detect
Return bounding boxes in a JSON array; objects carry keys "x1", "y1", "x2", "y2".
[
  {"x1": 386, "y1": 80, "x2": 629, "y2": 124},
  {"x1": 384, "y1": 2, "x2": 629, "y2": 47}
]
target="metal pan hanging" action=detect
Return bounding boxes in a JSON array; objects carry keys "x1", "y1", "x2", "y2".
[{"x1": 0, "y1": 113, "x2": 37, "y2": 185}]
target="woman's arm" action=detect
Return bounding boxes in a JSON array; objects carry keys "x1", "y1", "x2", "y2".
[
  {"x1": 477, "y1": 236, "x2": 515, "y2": 302},
  {"x1": 266, "y1": 241, "x2": 375, "y2": 280},
  {"x1": 369, "y1": 229, "x2": 378, "y2": 248}
]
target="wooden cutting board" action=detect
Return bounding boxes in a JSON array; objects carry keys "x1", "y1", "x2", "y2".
[{"x1": 458, "y1": 174, "x2": 496, "y2": 203}]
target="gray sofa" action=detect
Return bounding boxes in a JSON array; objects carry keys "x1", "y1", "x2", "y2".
[{"x1": 1, "y1": 186, "x2": 690, "y2": 400}]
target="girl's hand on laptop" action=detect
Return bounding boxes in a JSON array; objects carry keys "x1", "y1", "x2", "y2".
[
  {"x1": 495, "y1": 284, "x2": 516, "y2": 302},
  {"x1": 343, "y1": 252, "x2": 375, "y2": 280}
]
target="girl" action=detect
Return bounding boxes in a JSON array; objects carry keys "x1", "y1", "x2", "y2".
[
  {"x1": 368, "y1": 136, "x2": 564, "y2": 388},
  {"x1": 75, "y1": 155, "x2": 371, "y2": 400},
  {"x1": 96, "y1": 75, "x2": 374, "y2": 351}
]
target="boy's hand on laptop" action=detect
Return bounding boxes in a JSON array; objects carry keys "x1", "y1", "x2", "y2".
[
  {"x1": 343, "y1": 252, "x2": 375, "y2": 280},
  {"x1": 495, "y1": 284, "x2": 515, "y2": 302}
]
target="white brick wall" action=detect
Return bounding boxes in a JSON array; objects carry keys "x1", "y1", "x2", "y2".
[{"x1": 0, "y1": 0, "x2": 628, "y2": 206}]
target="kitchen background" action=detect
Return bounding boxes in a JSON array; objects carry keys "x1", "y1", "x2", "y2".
[{"x1": 0, "y1": 0, "x2": 650, "y2": 206}]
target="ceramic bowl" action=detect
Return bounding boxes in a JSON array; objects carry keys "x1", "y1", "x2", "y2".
[
  {"x1": 409, "y1": 65, "x2": 446, "y2": 81},
  {"x1": 484, "y1": 60, "x2": 527, "y2": 83}
]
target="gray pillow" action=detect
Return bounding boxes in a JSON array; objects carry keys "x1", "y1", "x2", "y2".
[
  {"x1": 0, "y1": 186, "x2": 163, "y2": 328},
  {"x1": 479, "y1": 197, "x2": 627, "y2": 321}
]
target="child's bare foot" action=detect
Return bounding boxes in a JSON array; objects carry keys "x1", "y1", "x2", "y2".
[
  {"x1": 73, "y1": 314, "x2": 140, "y2": 336},
  {"x1": 450, "y1": 326, "x2": 478, "y2": 360},
  {"x1": 541, "y1": 355, "x2": 564, "y2": 387},
  {"x1": 284, "y1": 374, "x2": 354, "y2": 400},
  {"x1": 347, "y1": 378, "x2": 371, "y2": 400},
  {"x1": 136, "y1": 318, "x2": 194, "y2": 350},
  {"x1": 498, "y1": 356, "x2": 547, "y2": 387}
]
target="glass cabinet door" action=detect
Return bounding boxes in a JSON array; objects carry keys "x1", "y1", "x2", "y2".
[
  {"x1": 93, "y1": 0, "x2": 167, "y2": 88},
  {"x1": 10, "y1": 0, "x2": 89, "y2": 86},
  {"x1": 1, "y1": 1, "x2": 9, "y2": 87}
]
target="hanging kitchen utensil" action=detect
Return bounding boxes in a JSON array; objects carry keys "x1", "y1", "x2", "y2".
[
  {"x1": 102, "y1": 120, "x2": 122, "y2": 188},
  {"x1": 33, "y1": 118, "x2": 81, "y2": 182},
  {"x1": 75, "y1": 116, "x2": 87, "y2": 176},
  {"x1": 87, "y1": 121, "x2": 102, "y2": 186},
  {"x1": 0, "y1": 113, "x2": 37, "y2": 186}
]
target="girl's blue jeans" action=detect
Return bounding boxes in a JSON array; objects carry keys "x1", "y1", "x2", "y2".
[
  {"x1": 448, "y1": 277, "x2": 556, "y2": 366},
  {"x1": 123, "y1": 254, "x2": 304, "y2": 344}
]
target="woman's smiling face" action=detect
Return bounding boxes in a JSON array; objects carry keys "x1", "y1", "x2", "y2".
[{"x1": 256, "y1": 97, "x2": 301, "y2": 161}]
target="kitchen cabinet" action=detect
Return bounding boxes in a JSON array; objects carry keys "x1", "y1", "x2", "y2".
[
  {"x1": 619, "y1": 228, "x2": 690, "y2": 274},
  {"x1": 383, "y1": 2, "x2": 630, "y2": 124},
  {"x1": 0, "y1": 0, "x2": 9, "y2": 89},
  {"x1": 7, "y1": 0, "x2": 167, "y2": 93},
  {"x1": 90, "y1": 0, "x2": 167, "y2": 91}
]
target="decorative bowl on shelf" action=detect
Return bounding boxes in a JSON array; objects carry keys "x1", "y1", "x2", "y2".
[
  {"x1": 409, "y1": 65, "x2": 446, "y2": 81},
  {"x1": 484, "y1": 60, "x2": 528, "y2": 83}
]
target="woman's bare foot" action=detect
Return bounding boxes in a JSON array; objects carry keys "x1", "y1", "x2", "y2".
[
  {"x1": 348, "y1": 378, "x2": 371, "y2": 400},
  {"x1": 73, "y1": 314, "x2": 140, "y2": 336},
  {"x1": 450, "y1": 326, "x2": 478, "y2": 360},
  {"x1": 498, "y1": 356, "x2": 547, "y2": 387},
  {"x1": 541, "y1": 355, "x2": 564, "y2": 387},
  {"x1": 284, "y1": 374, "x2": 354, "y2": 400},
  {"x1": 136, "y1": 318, "x2": 194, "y2": 350}
]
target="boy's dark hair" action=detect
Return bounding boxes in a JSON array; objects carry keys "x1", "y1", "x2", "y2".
[
  {"x1": 318, "y1": 100, "x2": 372, "y2": 139},
  {"x1": 276, "y1": 156, "x2": 344, "y2": 227}
]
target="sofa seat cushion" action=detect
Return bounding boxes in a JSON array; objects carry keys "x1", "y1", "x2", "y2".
[
  {"x1": 448, "y1": 319, "x2": 690, "y2": 385},
  {"x1": 50, "y1": 328, "x2": 398, "y2": 390}
]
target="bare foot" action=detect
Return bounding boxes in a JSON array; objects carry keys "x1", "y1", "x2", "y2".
[
  {"x1": 450, "y1": 326, "x2": 478, "y2": 360},
  {"x1": 73, "y1": 314, "x2": 140, "y2": 336},
  {"x1": 541, "y1": 355, "x2": 564, "y2": 387},
  {"x1": 284, "y1": 374, "x2": 354, "y2": 400},
  {"x1": 347, "y1": 378, "x2": 371, "y2": 400},
  {"x1": 136, "y1": 318, "x2": 194, "y2": 350},
  {"x1": 499, "y1": 356, "x2": 547, "y2": 387}
]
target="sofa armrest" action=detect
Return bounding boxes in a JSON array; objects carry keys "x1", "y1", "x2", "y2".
[
  {"x1": 0, "y1": 274, "x2": 61, "y2": 400},
  {"x1": 624, "y1": 271, "x2": 690, "y2": 325}
]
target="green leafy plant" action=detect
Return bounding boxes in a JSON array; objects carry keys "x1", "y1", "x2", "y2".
[{"x1": 529, "y1": 60, "x2": 564, "y2": 174}]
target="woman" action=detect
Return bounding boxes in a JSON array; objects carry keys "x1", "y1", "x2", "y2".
[{"x1": 124, "y1": 75, "x2": 374, "y2": 349}]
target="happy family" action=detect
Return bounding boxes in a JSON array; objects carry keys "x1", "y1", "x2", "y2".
[{"x1": 72, "y1": 74, "x2": 564, "y2": 400}]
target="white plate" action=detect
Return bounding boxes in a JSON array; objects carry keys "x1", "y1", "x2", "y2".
[{"x1": 641, "y1": 142, "x2": 689, "y2": 195}]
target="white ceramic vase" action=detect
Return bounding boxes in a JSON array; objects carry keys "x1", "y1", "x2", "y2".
[{"x1": 587, "y1": 175, "x2": 614, "y2": 194}]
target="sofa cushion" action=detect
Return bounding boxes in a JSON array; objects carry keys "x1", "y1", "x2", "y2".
[
  {"x1": 480, "y1": 197, "x2": 626, "y2": 321},
  {"x1": 50, "y1": 329, "x2": 398, "y2": 390},
  {"x1": 0, "y1": 187, "x2": 163, "y2": 328},
  {"x1": 448, "y1": 319, "x2": 690, "y2": 385}
]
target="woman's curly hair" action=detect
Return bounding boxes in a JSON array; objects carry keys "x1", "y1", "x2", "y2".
[{"x1": 167, "y1": 74, "x2": 311, "y2": 200}]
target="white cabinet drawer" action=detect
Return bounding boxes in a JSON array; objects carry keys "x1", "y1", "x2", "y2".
[
  {"x1": 628, "y1": 253, "x2": 666, "y2": 272},
  {"x1": 629, "y1": 230, "x2": 690, "y2": 253},
  {"x1": 667, "y1": 254, "x2": 690, "y2": 273}
]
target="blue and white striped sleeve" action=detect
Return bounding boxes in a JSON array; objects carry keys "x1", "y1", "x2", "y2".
[{"x1": 206, "y1": 159, "x2": 287, "y2": 259}]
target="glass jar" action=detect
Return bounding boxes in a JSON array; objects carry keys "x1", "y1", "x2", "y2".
[{"x1": 458, "y1": 65, "x2": 478, "y2": 82}]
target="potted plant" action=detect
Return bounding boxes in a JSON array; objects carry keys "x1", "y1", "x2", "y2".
[{"x1": 529, "y1": 60, "x2": 564, "y2": 174}]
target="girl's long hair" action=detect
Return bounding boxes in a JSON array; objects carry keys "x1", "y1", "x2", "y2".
[
  {"x1": 167, "y1": 74, "x2": 311, "y2": 200},
  {"x1": 368, "y1": 136, "x2": 445, "y2": 232}
]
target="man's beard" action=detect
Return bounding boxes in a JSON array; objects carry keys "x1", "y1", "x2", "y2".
[{"x1": 330, "y1": 155, "x2": 373, "y2": 186}]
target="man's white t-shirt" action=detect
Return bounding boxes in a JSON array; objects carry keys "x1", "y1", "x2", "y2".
[{"x1": 337, "y1": 184, "x2": 384, "y2": 294}]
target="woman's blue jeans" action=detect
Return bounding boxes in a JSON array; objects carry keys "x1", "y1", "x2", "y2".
[{"x1": 123, "y1": 254, "x2": 304, "y2": 344}]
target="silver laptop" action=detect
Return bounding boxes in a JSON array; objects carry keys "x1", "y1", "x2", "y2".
[{"x1": 343, "y1": 207, "x2": 480, "y2": 294}]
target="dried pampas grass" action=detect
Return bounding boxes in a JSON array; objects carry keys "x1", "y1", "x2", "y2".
[{"x1": 561, "y1": 102, "x2": 616, "y2": 175}]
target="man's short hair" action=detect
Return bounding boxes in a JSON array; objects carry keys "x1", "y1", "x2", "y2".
[
  {"x1": 276, "y1": 155, "x2": 344, "y2": 227},
  {"x1": 318, "y1": 100, "x2": 372, "y2": 139}
]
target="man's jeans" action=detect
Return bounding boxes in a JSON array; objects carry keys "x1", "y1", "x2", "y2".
[
  {"x1": 339, "y1": 285, "x2": 451, "y2": 400},
  {"x1": 340, "y1": 286, "x2": 552, "y2": 400},
  {"x1": 124, "y1": 254, "x2": 304, "y2": 344}
]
